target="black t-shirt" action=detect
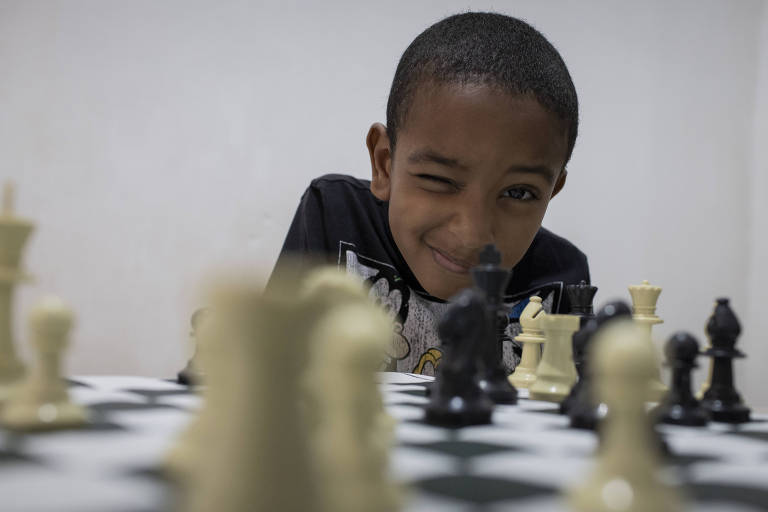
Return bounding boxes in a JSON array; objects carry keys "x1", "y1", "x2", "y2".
[{"x1": 274, "y1": 174, "x2": 591, "y2": 375}]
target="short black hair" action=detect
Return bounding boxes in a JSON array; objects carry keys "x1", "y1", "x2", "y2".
[{"x1": 386, "y1": 12, "x2": 579, "y2": 164}]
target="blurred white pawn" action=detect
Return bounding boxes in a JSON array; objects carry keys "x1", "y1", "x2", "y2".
[
  {"x1": 2, "y1": 296, "x2": 88, "y2": 431},
  {"x1": 568, "y1": 319, "x2": 684, "y2": 512},
  {"x1": 306, "y1": 300, "x2": 400, "y2": 512}
]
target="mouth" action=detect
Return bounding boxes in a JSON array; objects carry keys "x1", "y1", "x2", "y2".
[{"x1": 429, "y1": 246, "x2": 473, "y2": 274}]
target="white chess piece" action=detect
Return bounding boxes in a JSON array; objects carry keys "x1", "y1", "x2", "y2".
[
  {"x1": 2, "y1": 296, "x2": 88, "y2": 430},
  {"x1": 568, "y1": 319, "x2": 684, "y2": 512},
  {"x1": 628, "y1": 280, "x2": 668, "y2": 401},
  {"x1": 182, "y1": 279, "x2": 317, "y2": 512},
  {"x1": 0, "y1": 182, "x2": 34, "y2": 399},
  {"x1": 509, "y1": 296, "x2": 546, "y2": 389},
  {"x1": 306, "y1": 301, "x2": 400, "y2": 512},
  {"x1": 529, "y1": 314, "x2": 579, "y2": 403}
]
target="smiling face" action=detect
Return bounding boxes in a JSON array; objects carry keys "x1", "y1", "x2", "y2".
[{"x1": 367, "y1": 82, "x2": 569, "y2": 300}]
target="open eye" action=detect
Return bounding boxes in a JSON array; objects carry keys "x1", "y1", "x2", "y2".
[{"x1": 502, "y1": 187, "x2": 537, "y2": 201}]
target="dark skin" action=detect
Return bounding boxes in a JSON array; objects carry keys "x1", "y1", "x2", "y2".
[{"x1": 366, "y1": 82, "x2": 569, "y2": 300}]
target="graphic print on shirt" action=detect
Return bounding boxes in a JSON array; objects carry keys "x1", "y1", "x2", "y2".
[{"x1": 338, "y1": 241, "x2": 564, "y2": 376}]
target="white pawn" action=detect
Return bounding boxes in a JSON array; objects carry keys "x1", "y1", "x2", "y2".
[
  {"x1": 529, "y1": 314, "x2": 580, "y2": 403},
  {"x1": 568, "y1": 319, "x2": 684, "y2": 512},
  {"x1": 306, "y1": 301, "x2": 400, "y2": 512},
  {"x1": 509, "y1": 296, "x2": 546, "y2": 389},
  {"x1": 628, "y1": 280, "x2": 668, "y2": 401},
  {"x1": 2, "y1": 296, "x2": 88, "y2": 430},
  {"x1": 165, "y1": 307, "x2": 223, "y2": 478}
]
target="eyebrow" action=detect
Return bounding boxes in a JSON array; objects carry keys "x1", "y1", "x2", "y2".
[{"x1": 407, "y1": 148, "x2": 558, "y2": 184}]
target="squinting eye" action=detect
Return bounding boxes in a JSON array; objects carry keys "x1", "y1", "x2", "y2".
[{"x1": 502, "y1": 187, "x2": 536, "y2": 201}]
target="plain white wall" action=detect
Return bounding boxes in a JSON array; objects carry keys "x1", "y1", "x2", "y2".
[{"x1": 1, "y1": 0, "x2": 766, "y2": 406}]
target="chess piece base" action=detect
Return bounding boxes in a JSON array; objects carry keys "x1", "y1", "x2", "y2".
[
  {"x1": 2, "y1": 400, "x2": 88, "y2": 431},
  {"x1": 529, "y1": 379, "x2": 572, "y2": 403},
  {"x1": 508, "y1": 369, "x2": 536, "y2": 389},
  {"x1": 478, "y1": 374, "x2": 518, "y2": 404},
  {"x1": 424, "y1": 402, "x2": 493, "y2": 427},
  {"x1": 703, "y1": 400, "x2": 751, "y2": 423},
  {"x1": 660, "y1": 404, "x2": 709, "y2": 427}
]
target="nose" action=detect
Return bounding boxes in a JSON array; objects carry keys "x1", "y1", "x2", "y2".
[{"x1": 448, "y1": 198, "x2": 495, "y2": 253}]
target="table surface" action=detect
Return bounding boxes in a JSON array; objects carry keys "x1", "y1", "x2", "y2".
[{"x1": 0, "y1": 373, "x2": 766, "y2": 512}]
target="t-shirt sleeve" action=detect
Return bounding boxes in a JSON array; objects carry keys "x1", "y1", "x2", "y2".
[
  {"x1": 279, "y1": 185, "x2": 329, "y2": 256},
  {"x1": 269, "y1": 184, "x2": 334, "y2": 288}
]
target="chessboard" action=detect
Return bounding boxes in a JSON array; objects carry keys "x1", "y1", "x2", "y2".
[{"x1": 1, "y1": 373, "x2": 767, "y2": 512}]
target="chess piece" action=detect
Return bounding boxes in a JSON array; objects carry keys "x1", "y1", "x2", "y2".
[
  {"x1": 0, "y1": 183, "x2": 33, "y2": 399},
  {"x1": 177, "y1": 308, "x2": 209, "y2": 386},
  {"x1": 628, "y1": 280, "x2": 668, "y2": 401},
  {"x1": 568, "y1": 319, "x2": 683, "y2": 512},
  {"x1": 425, "y1": 288, "x2": 494, "y2": 426},
  {"x1": 658, "y1": 332, "x2": 709, "y2": 426},
  {"x1": 568, "y1": 300, "x2": 632, "y2": 429},
  {"x1": 2, "y1": 296, "x2": 88, "y2": 430},
  {"x1": 181, "y1": 278, "x2": 317, "y2": 512},
  {"x1": 306, "y1": 301, "x2": 400, "y2": 512},
  {"x1": 700, "y1": 298, "x2": 751, "y2": 423},
  {"x1": 529, "y1": 314, "x2": 580, "y2": 403},
  {"x1": 509, "y1": 296, "x2": 545, "y2": 389},
  {"x1": 473, "y1": 244, "x2": 517, "y2": 404},
  {"x1": 567, "y1": 280, "x2": 598, "y2": 322},
  {"x1": 560, "y1": 281, "x2": 598, "y2": 414},
  {"x1": 165, "y1": 306, "x2": 224, "y2": 478}
]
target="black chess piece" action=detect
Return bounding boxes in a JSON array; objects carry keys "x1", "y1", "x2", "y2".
[
  {"x1": 567, "y1": 280, "x2": 598, "y2": 322},
  {"x1": 425, "y1": 288, "x2": 494, "y2": 427},
  {"x1": 657, "y1": 332, "x2": 709, "y2": 426},
  {"x1": 560, "y1": 281, "x2": 599, "y2": 415},
  {"x1": 177, "y1": 308, "x2": 208, "y2": 386},
  {"x1": 472, "y1": 244, "x2": 517, "y2": 405},
  {"x1": 568, "y1": 300, "x2": 632, "y2": 429},
  {"x1": 700, "y1": 298, "x2": 751, "y2": 423}
]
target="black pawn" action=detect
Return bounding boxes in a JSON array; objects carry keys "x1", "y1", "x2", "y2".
[
  {"x1": 658, "y1": 332, "x2": 709, "y2": 426},
  {"x1": 700, "y1": 298, "x2": 751, "y2": 423},
  {"x1": 568, "y1": 300, "x2": 633, "y2": 429},
  {"x1": 425, "y1": 288, "x2": 494, "y2": 427},
  {"x1": 472, "y1": 244, "x2": 517, "y2": 405}
]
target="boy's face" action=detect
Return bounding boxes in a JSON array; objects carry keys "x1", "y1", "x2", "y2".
[{"x1": 367, "y1": 83, "x2": 569, "y2": 301}]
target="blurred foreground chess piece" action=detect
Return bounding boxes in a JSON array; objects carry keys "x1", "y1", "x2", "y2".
[
  {"x1": 178, "y1": 276, "x2": 317, "y2": 512},
  {"x1": 306, "y1": 301, "x2": 400, "y2": 512},
  {"x1": 699, "y1": 298, "x2": 750, "y2": 423},
  {"x1": 174, "y1": 267, "x2": 398, "y2": 512},
  {"x1": 509, "y1": 296, "x2": 545, "y2": 389},
  {"x1": 473, "y1": 244, "x2": 517, "y2": 404},
  {"x1": 2, "y1": 296, "x2": 88, "y2": 430},
  {"x1": 529, "y1": 314, "x2": 579, "y2": 403},
  {"x1": 658, "y1": 332, "x2": 709, "y2": 426},
  {"x1": 568, "y1": 319, "x2": 684, "y2": 512},
  {"x1": 0, "y1": 183, "x2": 34, "y2": 400},
  {"x1": 628, "y1": 280, "x2": 668, "y2": 401}
]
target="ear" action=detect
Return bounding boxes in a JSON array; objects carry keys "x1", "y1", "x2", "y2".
[
  {"x1": 366, "y1": 123, "x2": 393, "y2": 201},
  {"x1": 550, "y1": 169, "x2": 567, "y2": 199}
]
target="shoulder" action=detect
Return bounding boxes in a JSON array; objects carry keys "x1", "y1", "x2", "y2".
[
  {"x1": 514, "y1": 226, "x2": 590, "y2": 287},
  {"x1": 530, "y1": 227, "x2": 588, "y2": 264},
  {"x1": 307, "y1": 173, "x2": 373, "y2": 196}
]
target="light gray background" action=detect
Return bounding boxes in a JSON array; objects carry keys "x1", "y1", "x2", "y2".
[{"x1": 2, "y1": 1, "x2": 767, "y2": 407}]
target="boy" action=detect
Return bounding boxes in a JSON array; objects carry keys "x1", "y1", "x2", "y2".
[{"x1": 272, "y1": 12, "x2": 589, "y2": 375}]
